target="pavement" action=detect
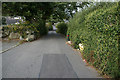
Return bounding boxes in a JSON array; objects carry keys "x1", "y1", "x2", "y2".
[
  {"x1": 2, "y1": 40, "x2": 19, "y2": 51},
  {"x1": 0, "y1": 38, "x2": 20, "y2": 79},
  {"x1": 2, "y1": 31, "x2": 102, "y2": 78},
  {"x1": 0, "y1": 54, "x2": 1, "y2": 80},
  {"x1": 1, "y1": 39, "x2": 20, "y2": 54}
]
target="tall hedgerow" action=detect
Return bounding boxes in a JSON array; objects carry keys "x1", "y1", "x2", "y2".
[
  {"x1": 56, "y1": 22, "x2": 68, "y2": 36},
  {"x1": 67, "y1": 2, "x2": 119, "y2": 78}
]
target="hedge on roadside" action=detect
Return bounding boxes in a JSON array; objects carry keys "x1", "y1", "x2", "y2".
[
  {"x1": 56, "y1": 22, "x2": 68, "y2": 35},
  {"x1": 67, "y1": 2, "x2": 119, "y2": 78}
]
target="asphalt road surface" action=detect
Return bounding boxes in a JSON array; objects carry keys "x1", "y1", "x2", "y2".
[{"x1": 2, "y1": 31, "x2": 102, "y2": 78}]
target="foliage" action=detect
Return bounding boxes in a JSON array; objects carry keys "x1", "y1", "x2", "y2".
[
  {"x1": 56, "y1": 22, "x2": 68, "y2": 35},
  {"x1": 2, "y1": 2, "x2": 89, "y2": 38},
  {"x1": 2, "y1": 17, "x2": 6, "y2": 25},
  {"x1": 49, "y1": 2, "x2": 89, "y2": 21},
  {"x1": 2, "y1": 2, "x2": 55, "y2": 21},
  {"x1": 2, "y1": 20, "x2": 47, "y2": 39},
  {"x1": 2, "y1": 2, "x2": 90, "y2": 22},
  {"x1": 46, "y1": 22, "x2": 53, "y2": 31},
  {"x1": 67, "y1": 2, "x2": 119, "y2": 78}
]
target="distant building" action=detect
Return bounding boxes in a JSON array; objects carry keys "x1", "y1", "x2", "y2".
[{"x1": 2, "y1": 16, "x2": 24, "y2": 25}]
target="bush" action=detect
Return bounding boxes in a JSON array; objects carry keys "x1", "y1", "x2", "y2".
[
  {"x1": 2, "y1": 17, "x2": 6, "y2": 25},
  {"x1": 37, "y1": 20, "x2": 48, "y2": 36},
  {"x1": 2, "y1": 20, "x2": 48, "y2": 39},
  {"x1": 46, "y1": 22, "x2": 53, "y2": 31},
  {"x1": 67, "y1": 2, "x2": 119, "y2": 78},
  {"x1": 2, "y1": 26, "x2": 10, "y2": 38},
  {"x1": 56, "y1": 22, "x2": 68, "y2": 35}
]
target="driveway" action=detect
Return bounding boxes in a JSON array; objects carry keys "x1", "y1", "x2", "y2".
[{"x1": 2, "y1": 31, "x2": 102, "y2": 78}]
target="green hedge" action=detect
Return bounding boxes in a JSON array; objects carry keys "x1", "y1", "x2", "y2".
[
  {"x1": 56, "y1": 22, "x2": 68, "y2": 35},
  {"x1": 67, "y1": 2, "x2": 119, "y2": 78}
]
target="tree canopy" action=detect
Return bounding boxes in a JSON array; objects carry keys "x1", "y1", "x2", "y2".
[{"x1": 2, "y1": 2, "x2": 89, "y2": 23}]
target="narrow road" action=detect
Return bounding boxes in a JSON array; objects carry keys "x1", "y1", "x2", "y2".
[{"x1": 2, "y1": 31, "x2": 101, "y2": 78}]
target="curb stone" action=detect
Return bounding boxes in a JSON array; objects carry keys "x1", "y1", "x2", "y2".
[{"x1": 0, "y1": 43, "x2": 20, "y2": 54}]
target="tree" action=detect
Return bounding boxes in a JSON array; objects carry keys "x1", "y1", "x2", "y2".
[
  {"x1": 2, "y1": 2, "x2": 89, "y2": 22},
  {"x1": 2, "y1": 17, "x2": 6, "y2": 25},
  {"x1": 2, "y1": 2, "x2": 55, "y2": 22},
  {"x1": 48, "y1": 2, "x2": 90, "y2": 22}
]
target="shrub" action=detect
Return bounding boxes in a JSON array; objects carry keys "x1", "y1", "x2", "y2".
[
  {"x1": 85, "y1": 4, "x2": 119, "y2": 78},
  {"x1": 46, "y1": 22, "x2": 53, "y2": 31},
  {"x1": 2, "y1": 26, "x2": 10, "y2": 38},
  {"x1": 2, "y1": 17, "x2": 6, "y2": 25},
  {"x1": 2, "y1": 20, "x2": 48, "y2": 39},
  {"x1": 56, "y1": 22, "x2": 68, "y2": 35},
  {"x1": 37, "y1": 20, "x2": 48, "y2": 36},
  {"x1": 67, "y1": 2, "x2": 119, "y2": 78}
]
